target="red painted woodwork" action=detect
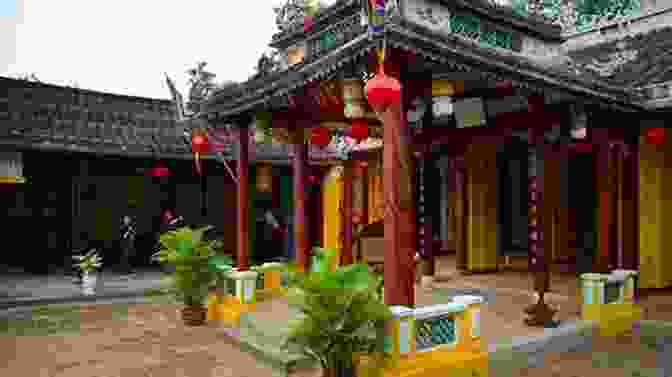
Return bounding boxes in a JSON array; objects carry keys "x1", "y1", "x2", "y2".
[
  {"x1": 292, "y1": 133, "x2": 310, "y2": 271},
  {"x1": 236, "y1": 126, "x2": 250, "y2": 271}
]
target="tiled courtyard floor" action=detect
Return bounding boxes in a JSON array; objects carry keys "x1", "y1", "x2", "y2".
[
  {"x1": 0, "y1": 301, "x2": 277, "y2": 377},
  {"x1": 1, "y1": 256, "x2": 670, "y2": 377}
]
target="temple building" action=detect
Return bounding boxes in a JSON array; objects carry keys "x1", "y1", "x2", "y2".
[{"x1": 200, "y1": 0, "x2": 672, "y2": 310}]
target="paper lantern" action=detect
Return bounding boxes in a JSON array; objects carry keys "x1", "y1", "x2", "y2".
[
  {"x1": 646, "y1": 128, "x2": 665, "y2": 145},
  {"x1": 346, "y1": 120, "x2": 369, "y2": 142},
  {"x1": 0, "y1": 150, "x2": 26, "y2": 184},
  {"x1": 304, "y1": 15, "x2": 313, "y2": 32},
  {"x1": 365, "y1": 65, "x2": 401, "y2": 111},
  {"x1": 311, "y1": 127, "x2": 331, "y2": 147},
  {"x1": 191, "y1": 133, "x2": 210, "y2": 176},
  {"x1": 148, "y1": 162, "x2": 171, "y2": 177}
]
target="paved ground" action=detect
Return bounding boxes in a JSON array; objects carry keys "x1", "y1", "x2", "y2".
[
  {"x1": 0, "y1": 267, "x2": 168, "y2": 309},
  {"x1": 0, "y1": 301, "x2": 278, "y2": 377}
]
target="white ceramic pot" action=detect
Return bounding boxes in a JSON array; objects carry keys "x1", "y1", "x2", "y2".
[{"x1": 82, "y1": 272, "x2": 97, "y2": 296}]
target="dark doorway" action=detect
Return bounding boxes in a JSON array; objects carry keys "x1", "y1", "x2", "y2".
[{"x1": 498, "y1": 137, "x2": 529, "y2": 258}]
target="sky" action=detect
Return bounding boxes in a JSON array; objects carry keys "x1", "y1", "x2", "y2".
[{"x1": 0, "y1": 0, "x2": 285, "y2": 100}]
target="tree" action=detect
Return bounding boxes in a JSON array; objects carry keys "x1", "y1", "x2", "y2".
[{"x1": 186, "y1": 61, "x2": 219, "y2": 115}]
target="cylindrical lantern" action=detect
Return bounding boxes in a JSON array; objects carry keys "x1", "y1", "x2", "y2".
[
  {"x1": 646, "y1": 127, "x2": 665, "y2": 145},
  {"x1": 0, "y1": 149, "x2": 26, "y2": 184},
  {"x1": 256, "y1": 164, "x2": 273, "y2": 192},
  {"x1": 342, "y1": 79, "x2": 366, "y2": 119},
  {"x1": 311, "y1": 127, "x2": 331, "y2": 147},
  {"x1": 365, "y1": 65, "x2": 402, "y2": 112}
]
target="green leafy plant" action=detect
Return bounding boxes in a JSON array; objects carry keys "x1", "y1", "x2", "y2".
[
  {"x1": 283, "y1": 263, "x2": 390, "y2": 376},
  {"x1": 72, "y1": 249, "x2": 102, "y2": 274},
  {"x1": 152, "y1": 226, "x2": 230, "y2": 306}
]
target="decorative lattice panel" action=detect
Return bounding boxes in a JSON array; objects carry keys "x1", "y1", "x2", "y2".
[
  {"x1": 481, "y1": 28, "x2": 513, "y2": 50},
  {"x1": 415, "y1": 314, "x2": 457, "y2": 351}
]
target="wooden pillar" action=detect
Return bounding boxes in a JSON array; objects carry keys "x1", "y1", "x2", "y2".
[
  {"x1": 454, "y1": 157, "x2": 467, "y2": 270},
  {"x1": 592, "y1": 126, "x2": 612, "y2": 273},
  {"x1": 361, "y1": 162, "x2": 369, "y2": 226},
  {"x1": 236, "y1": 124, "x2": 250, "y2": 271},
  {"x1": 378, "y1": 92, "x2": 416, "y2": 307},
  {"x1": 418, "y1": 147, "x2": 435, "y2": 278},
  {"x1": 622, "y1": 142, "x2": 639, "y2": 270},
  {"x1": 291, "y1": 129, "x2": 310, "y2": 272},
  {"x1": 342, "y1": 160, "x2": 354, "y2": 265}
]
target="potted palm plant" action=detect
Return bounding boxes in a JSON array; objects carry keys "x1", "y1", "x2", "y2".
[
  {"x1": 152, "y1": 225, "x2": 224, "y2": 326},
  {"x1": 72, "y1": 249, "x2": 103, "y2": 296},
  {"x1": 283, "y1": 263, "x2": 391, "y2": 377}
]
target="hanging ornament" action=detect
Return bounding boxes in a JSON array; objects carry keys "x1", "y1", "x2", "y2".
[
  {"x1": 311, "y1": 127, "x2": 331, "y2": 147},
  {"x1": 346, "y1": 119, "x2": 370, "y2": 143},
  {"x1": 368, "y1": 0, "x2": 385, "y2": 32},
  {"x1": 646, "y1": 127, "x2": 665, "y2": 145},
  {"x1": 148, "y1": 162, "x2": 171, "y2": 178},
  {"x1": 303, "y1": 15, "x2": 314, "y2": 32},
  {"x1": 365, "y1": 58, "x2": 401, "y2": 112},
  {"x1": 191, "y1": 132, "x2": 210, "y2": 176}
]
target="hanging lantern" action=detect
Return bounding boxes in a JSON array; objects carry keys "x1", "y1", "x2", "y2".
[
  {"x1": 365, "y1": 65, "x2": 402, "y2": 112},
  {"x1": 303, "y1": 15, "x2": 314, "y2": 32},
  {"x1": 191, "y1": 132, "x2": 210, "y2": 176},
  {"x1": 346, "y1": 119, "x2": 369, "y2": 143},
  {"x1": 341, "y1": 79, "x2": 366, "y2": 119},
  {"x1": 0, "y1": 149, "x2": 26, "y2": 184},
  {"x1": 646, "y1": 127, "x2": 665, "y2": 145},
  {"x1": 148, "y1": 162, "x2": 171, "y2": 178},
  {"x1": 311, "y1": 127, "x2": 331, "y2": 147}
]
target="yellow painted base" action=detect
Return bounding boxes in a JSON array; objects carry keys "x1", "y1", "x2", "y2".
[
  {"x1": 256, "y1": 287, "x2": 287, "y2": 302},
  {"x1": 582, "y1": 303, "x2": 642, "y2": 336},
  {"x1": 206, "y1": 294, "x2": 257, "y2": 327},
  {"x1": 356, "y1": 350, "x2": 488, "y2": 377}
]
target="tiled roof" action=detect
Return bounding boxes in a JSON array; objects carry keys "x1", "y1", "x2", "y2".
[{"x1": 563, "y1": 26, "x2": 672, "y2": 101}]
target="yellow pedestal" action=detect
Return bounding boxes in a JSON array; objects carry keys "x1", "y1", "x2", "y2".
[
  {"x1": 582, "y1": 303, "x2": 642, "y2": 336},
  {"x1": 356, "y1": 349, "x2": 488, "y2": 377},
  {"x1": 218, "y1": 300, "x2": 257, "y2": 327}
]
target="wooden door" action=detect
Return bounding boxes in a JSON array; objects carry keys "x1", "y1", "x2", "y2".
[{"x1": 465, "y1": 141, "x2": 498, "y2": 272}]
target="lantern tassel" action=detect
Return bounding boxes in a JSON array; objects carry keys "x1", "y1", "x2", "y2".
[{"x1": 194, "y1": 152, "x2": 202, "y2": 176}]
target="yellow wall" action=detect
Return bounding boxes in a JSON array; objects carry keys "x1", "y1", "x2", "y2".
[
  {"x1": 368, "y1": 170, "x2": 385, "y2": 224},
  {"x1": 638, "y1": 131, "x2": 672, "y2": 289}
]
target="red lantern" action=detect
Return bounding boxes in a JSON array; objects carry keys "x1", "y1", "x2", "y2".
[
  {"x1": 148, "y1": 162, "x2": 171, "y2": 177},
  {"x1": 191, "y1": 133, "x2": 210, "y2": 154},
  {"x1": 304, "y1": 15, "x2": 313, "y2": 32},
  {"x1": 346, "y1": 119, "x2": 369, "y2": 143},
  {"x1": 311, "y1": 127, "x2": 331, "y2": 147},
  {"x1": 191, "y1": 133, "x2": 210, "y2": 176},
  {"x1": 365, "y1": 65, "x2": 402, "y2": 111},
  {"x1": 646, "y1": 128, "x2": 665, "y2": 145}
]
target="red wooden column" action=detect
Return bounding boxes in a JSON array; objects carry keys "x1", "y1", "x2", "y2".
[
  {"x1": 592, "y1": 127, "x2": 612, "y2": 273},
  {"x1": 342, "y1": 160, "x2": 354, "y2": 265},
  {"x1": 379, "y1": 94, "x2": 416, "y2": 308},
  {"x1": 236, "y1": 124, "x2": 250, "y2": 271},
  {"x1": 291, "y1": 128, "x2": 310, "y2": 272}
]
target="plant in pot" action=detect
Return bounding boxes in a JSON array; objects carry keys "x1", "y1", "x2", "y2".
[
  {"x1": 72, "y1": 249, "x2": 103, "y2": 296},
  {"x1": 283, "y1": 263, "x2": 391, "y2": 377},
  {"x1": 152, "y1": 225, "x2": 223, "y2": 326}
]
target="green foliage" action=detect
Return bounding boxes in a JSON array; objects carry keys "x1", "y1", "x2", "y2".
[
  {"x1": 283, "y1": 263, "x2": 390, "y2": 371},
  {"x1": 152, "y1": 226, "x2": 231, "y2": 306},
  {"x1": 310, "y1": 247, "x2": 337, "y2": 274}
]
